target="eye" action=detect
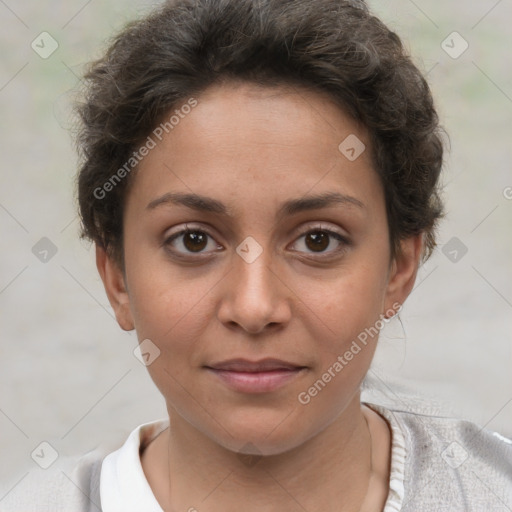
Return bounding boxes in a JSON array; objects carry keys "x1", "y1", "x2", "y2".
[
  {"x1": 164, "y1": 226, "x2": 221, "y2": 256},
  {"x1": 290, "y1": 227, "x2": 350, "y2": 257},
  {"x1": 163, "y1": 224, "x2": 350, "y2": 259}
]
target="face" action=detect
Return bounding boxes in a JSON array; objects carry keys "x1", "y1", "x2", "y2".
[{"x1": 98, "y1": 81, "x2": 421, "y2": 456}]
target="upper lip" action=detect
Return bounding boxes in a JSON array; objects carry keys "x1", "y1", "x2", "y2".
[{"x1": 206, "y1": 358, "x2": 306, "y2": 372}]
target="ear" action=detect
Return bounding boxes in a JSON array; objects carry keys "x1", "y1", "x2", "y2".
[
  {"x1": 95, "y1": 245, "x2": 135, "y2": 331},
  {"x1": 383, "y1": 234, "x2": 423, "y2": 317}
]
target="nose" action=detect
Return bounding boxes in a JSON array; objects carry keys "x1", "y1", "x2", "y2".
[{"x1": 216, "y1": 246, "x2": 292, "y2": 335}]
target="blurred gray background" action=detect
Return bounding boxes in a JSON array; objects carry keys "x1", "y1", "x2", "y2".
[{"x1": 1, "y1": 0, "x2": 511, "y2": 496}]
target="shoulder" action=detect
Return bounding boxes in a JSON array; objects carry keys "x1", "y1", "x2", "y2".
[
  {"x1": 0, "y1": 420, "x2": 168, "y2": 512},
  {"x1": 362, "y1": 376, "x2": 512, "y2": 511},
  {"x1": 0, "y1": 445, "x2": 111, "y2": 512},
  {"x1": 391, "y1": 407, "x2": 511, "y2": 510}
]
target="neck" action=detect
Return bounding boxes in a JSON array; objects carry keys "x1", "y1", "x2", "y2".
[{"x1": 146, "y1": 393, "x2": 375, "y2": 512}]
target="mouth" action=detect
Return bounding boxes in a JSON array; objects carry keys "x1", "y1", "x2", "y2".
[{"x1": 204, "y1": 358, "x2": 308, "y2": 394}]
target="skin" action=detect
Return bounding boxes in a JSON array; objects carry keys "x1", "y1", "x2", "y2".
[{"x1": 96, "y1": 81, "x2": 422, "y2": 511}]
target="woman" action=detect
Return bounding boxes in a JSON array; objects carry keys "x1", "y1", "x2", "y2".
[{"x1": 4, "y1": 0, "x2": 511, "y2": 510}]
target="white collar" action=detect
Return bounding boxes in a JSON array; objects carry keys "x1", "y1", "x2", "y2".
[{"x1": 100, "y1": 419, "x2": 169, "y2": 512}]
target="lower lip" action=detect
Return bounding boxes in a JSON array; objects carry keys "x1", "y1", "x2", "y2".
[{"x1": 207, "y1": 368, "x2": 305, "y2": 393}]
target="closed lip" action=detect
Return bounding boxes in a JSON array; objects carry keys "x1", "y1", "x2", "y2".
[{"x1": 205, "y1": 358, "x2": 307, "y2": 372}]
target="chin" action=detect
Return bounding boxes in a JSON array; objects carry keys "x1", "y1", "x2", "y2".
[{"x1": 204, "y1": 406, "x2": 317, "y2": 457}]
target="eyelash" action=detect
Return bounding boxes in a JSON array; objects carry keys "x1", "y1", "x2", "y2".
[{"x1": 163, "y1": 224, "x2": 350, "y2": 259}]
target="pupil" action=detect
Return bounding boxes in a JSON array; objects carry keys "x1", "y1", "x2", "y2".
[
  {"x1": 306, "y1": 232, "x2": 328, "y2": 252},
  {"x1": 184, "y1": 232, "x2": 207, "y2": 252}
]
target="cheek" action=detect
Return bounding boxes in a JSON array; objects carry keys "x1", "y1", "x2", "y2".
[
  {"x1": 292, "y1": 266, "x2": 387, "y2": 423},
  {"x1": 127, "y1": 267, "x2": 216, "y2": 400},
  {"x1": 299, "y1": 261, "x2": 389, "y2": 355},
  {"x1": 124, "y1": 244, "x2": 216, "y2": 354}
]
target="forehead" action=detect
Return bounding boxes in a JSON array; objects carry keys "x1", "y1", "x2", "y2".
[
  {"x1": 126, "y1": 81, "x2": 381, "y2": 220},
  {"x1": 168, "y1": 81, "x2": 368, "y2": 155}
]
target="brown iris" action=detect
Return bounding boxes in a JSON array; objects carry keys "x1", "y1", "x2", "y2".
[
  {"x1": 305, "y1": 231, "x2": 329, "y2": 252},
  {"x1": 183, "y1": 231, "x2": 208, "y2": 252}
]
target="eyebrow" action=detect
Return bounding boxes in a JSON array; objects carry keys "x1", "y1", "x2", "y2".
[{"x1": 146, "y1": 191, "x2": 365, "y2": 219}]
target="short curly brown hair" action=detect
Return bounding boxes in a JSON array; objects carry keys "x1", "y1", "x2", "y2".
[{"x1": 75, "y1": 0, "x2": 445, "y2": 270}]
